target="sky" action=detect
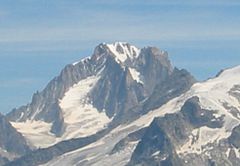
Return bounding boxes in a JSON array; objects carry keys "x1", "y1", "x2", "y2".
[{"x1": 0, "y1": 0, "x2": 240, "y2": 113}]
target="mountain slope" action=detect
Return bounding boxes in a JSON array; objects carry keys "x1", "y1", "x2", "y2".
[
  {"x1": 4, "y1": 43, "x2": 240, "y2": 166},
  {"x1": 6, "y1": 42, "x2": 195, "y2": 149},
  {"x1": 31, "y1": 65, "x2": 240, "y2": 166},
  {"x1": 0, "y1": 113, "x2": 30, "y2": 165},
  {"x1": 128, "y1": 66, "x2": 240, "y2": 166}
]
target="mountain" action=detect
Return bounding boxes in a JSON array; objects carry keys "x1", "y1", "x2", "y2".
[
  {"x1": 128, "y1": 66, "x2": 240, "y2": 166},
  {"x1": 34, "y1": 65, "x2": 239, "y2": 166},
  {"x1": 5, "y1": 42, "x2": 240, "y2": 166},
  {"x1": 0, "y1": 113, "x2": 30, "y2": 165},
  {"x1": 6, "y1": 42, "x2": 195, "y2": 149},
  {"x1": 10, "y1": 65, "x2": 239, "y2": 166}
]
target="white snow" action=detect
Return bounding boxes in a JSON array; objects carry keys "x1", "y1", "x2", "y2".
[
  {"x1": 72, "y1": 61, "x2": 80, "y2": 66},
  {"x1": 226, "y1": 148, "x2": 231, "y2": 158},
  {"x1": 16, "y1": 112, "x2": 24, "y2": 122},
  {"x1": 106, "y1": 42, "x2": 140, "y2": 63},
  {"x1": 59, "y1": 75, "x2": 112, "y2": 140},
  {"x1": 178, "y1": 126, "x2": 232, "y2": 155},
  {"x1": 12, "y1": 75, "x2": 112, "y2": 148},
  {"x1": 151, "y1": 151, "x2": 160, "y2": 157},
  {"x1": 17, "y1": 65, "x2": 240, "y2": 163},
  {"x1": 42, "y1": 93, "x2": 186, "y2": 166},
  {"x1": 42, "y1": 65, "x2": 240, "y2": 165},
  {"x1": 46, "y1": 64, "x2": 240, "y2": 164},
  {"x1": 72, "y1": 56, "x2": 91, "y2": 66},
  {"x1": 61, "y1": 104, "x2": 111, "y2": 140},
  {"x1": 177, "y1": 65, "x2": 240, "y2": 155},
  {"x1": 11, "y1": 120, "x2": 56, "y2": 148},
  {"x1": 233, "y1": 147, "x2": 240, "y2": 158},
  {"x1": 128, "y1": 67, "x2": 143, "y2": 84}
]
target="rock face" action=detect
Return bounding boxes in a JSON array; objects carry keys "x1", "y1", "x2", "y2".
[
  {"x1": 6, "y1": 42, "x2": 196, "y2": 149},
  {"x1": 25, "y1": 65, "x2": 239, "y2": 166},
  {"x1": 128, "y1": 97, "x2": 224, "y2": 166},
  {"x1": 128, "y1": 66, "x2": 240, "y2": 166},
  {"x1": 0, "y1": 113, "x2": 30, "y2": 165},
  {"x1": 3, "y1": 43, "x2": 240, "y2": 166}
]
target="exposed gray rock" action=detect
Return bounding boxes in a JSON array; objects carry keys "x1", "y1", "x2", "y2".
[
  {"x1": 128, "y1": 118, "x2": 184, "y2": 166},
  {"x1": 229, "y1": 85, "x2": 240, "y2": 103},
  {"x1": 110, "y1": 127, "x2": 147, "y2": 155},
  {"x1": 128, "y1": 97, "x2": 240, "y2": 166},
  {"x1": 142, "y1": 68, "x2": 196, "y2": 112},
  {"x1": 4, "y1": 43, "x2": 240, "y2": 166},
  {"x1": 5, "y1": 129, "x2": 109, "y2": 166},
  {"x1": 0, "y1": 113, "x2": 30, "y2": 165},
  {"x1": 4, "y1": 43, "x2": 197, "y2": 165},
  {"x1": 7, "y1": 43, "x2": 196, "y2": 138},
  {"x1": 229, "y1": 124, "x2": 240, "y2": 148}
]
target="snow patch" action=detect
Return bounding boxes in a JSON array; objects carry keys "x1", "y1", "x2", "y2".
[
  {"x1": 177, "y1": 126, "x2": 232, "y2": 155},
  {"x1": 128, "y1": 67, "x2": 143, "y2": 84},
  {"x1": 151, "y1": 151, "x2": 160, "y2": 157},
  {"x1": 42, "y1": 94, "x2": 186, "y2": 166},
  {"x1": 40, "y1": 65, "x2": 240, "y2": 164},
  {"x1": 59, "y1": 75, "x2": 112, "y2": 139},
  {"x1": 12, "y1": 75, "x2": 112, "y2": 148},
  {"x1": 11, "y1": 120, "x2": 56, "y2": 148},
  {"x1": 233, "y1": 147, "x2": 240, "y2": 158},
  {"x1": 106, "y1": 42, "x2": 140, "y2": 63},
  {"x1": 72, "y1": 56, "x2": 91, "y2": 66}
]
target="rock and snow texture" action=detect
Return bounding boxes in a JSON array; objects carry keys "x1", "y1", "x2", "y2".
[
  {"x1": 5, "y1": 43, "x2": 240, "y2": 166},
  {"x1": 41, "y1": 94, "x2": 188, "y2": 166},
  {"x1": 174, "y1": 66, "x2": 240, "y2": 155},
  {"x1": 59, "y1": 75, "x2": 111, "y2": 140},
  {"x1": 128, "y1": 65, "x2": 240, "y2": 166},
  {"x1": 11, "y1": 120, "x2": 55, "y2": 148},
  {"x1": 11, "y1": 75, "x2": 111, "y2": 148},
  {"x1": 106, "y1": 42, "x2": 140, "y2": 63},
  {"x1": 40, "y1": 66, "x2": 240, "y2": 166},
  {"x1": 7, "y1": 42, "x2": 190, "y2": 149},
  {"x1": 128, "y1": 67, "x2": 143, "y2": 84},
  {"x1": 0, "y1": 114, "x2": 30, "y2": 165}
]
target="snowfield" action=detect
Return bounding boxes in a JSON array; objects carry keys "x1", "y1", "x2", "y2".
[
  {"x1": 43, "y1": 66, "x2": 240, "y2": 165},
  {"x1": 12, "y1": 75, "x2": 112, "y2": 148}
]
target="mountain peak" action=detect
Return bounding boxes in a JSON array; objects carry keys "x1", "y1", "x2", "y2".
[
  {"x1": 6, "y1": 42, "x2": 195, "y2": 150},
  {"x1": 93, "y1": 42, "x2": 169, "y2": 66},
  {"x1": 103, "y1": 42, "x2": 141, "y2": 63}
]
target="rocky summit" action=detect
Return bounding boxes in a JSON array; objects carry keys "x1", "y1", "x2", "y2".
[{"x1": 1, "y1": 42, "x2": 240, "y2": 166}]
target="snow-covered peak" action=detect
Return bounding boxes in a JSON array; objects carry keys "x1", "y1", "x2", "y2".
[
  {"x1": 105, "y1": 42, "x2": 141, "y2": 63},
  {"x1": 217, "y1": 65, "x2": 240, "y2": 79},
  {"x1": 190, "y1": 65, "x2": 240, "y2": 95},
  {"x1": 72, "y1": 56, "x2": 91, "y2": 66}
]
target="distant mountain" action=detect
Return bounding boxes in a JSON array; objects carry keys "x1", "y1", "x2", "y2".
[
  {"x1": 8, "y1": 64, "x2": 240, "y2": 166},
  {"x1": 0, "y1": 113, "x2": 30, "y2": 165},
  {"x1": 33, "y1": 65, "x2": 239, "y2": 166},
  {"x1": 6, "y1": 42, "x2": 195, "y2": 149},
  {"x1": 5, "y1": 42, "x2": 240, "y2": 166}
]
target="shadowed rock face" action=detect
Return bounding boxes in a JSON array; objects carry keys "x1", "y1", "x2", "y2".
[
  {"x1": 181, "y1": 97, "x2": 225, "y2": 128},
  {"x1": 4, "y1": 45, "x2": 240, "y2": 166},
  {"x1": 128, "y1": 96, "x2": 240, "y2": 166},
  {"x1": 4, "y1": 129, "x2": 108, "y2": 166},
  {"x1": 127, "y1": 118, "x2": 184, "y2": 166},
  {"x1": 229, "y1": 124, "x2": 240, "y2": 148},
  {"x1": 6, "y1": 43, "x2": 196, "y2": 138},
  {"x1": 0, "y1": 113, "x2": 30, "y2": 165},
  {"x1": 142, "y1": 68, "x2": 196, "y2": 112},
  {"x1": 3, "y1": 43, "x2": 197, "y2": 166}
]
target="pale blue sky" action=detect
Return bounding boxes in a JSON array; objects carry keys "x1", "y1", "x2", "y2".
[{"x1": 1, "y1": 0, "x2": 240, "y2": 113}]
